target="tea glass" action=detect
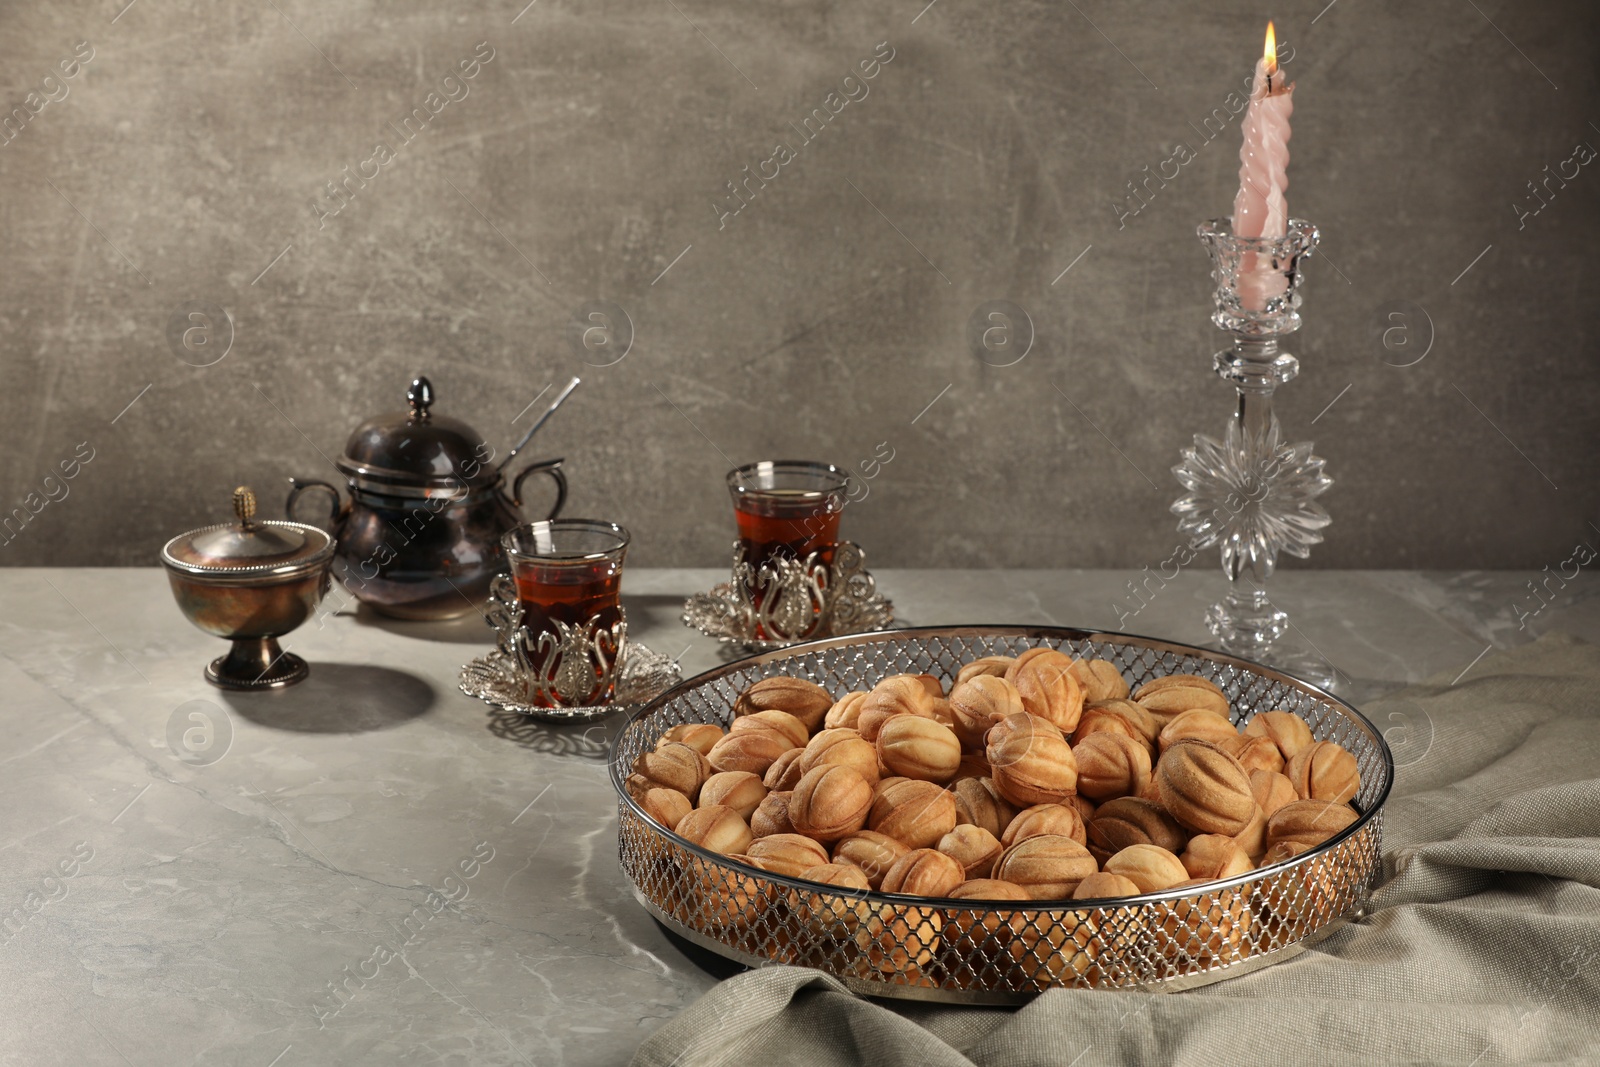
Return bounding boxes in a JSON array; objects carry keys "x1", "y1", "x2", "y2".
[
  {"x1": 502, "y1": 519, "x2": 629, "y2": 706},
  {"x1": 725, "y1": 461, "x2": 847, "y2": 637}
]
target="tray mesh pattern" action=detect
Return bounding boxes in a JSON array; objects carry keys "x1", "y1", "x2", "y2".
[{"x1": 611, "y1": 627, "x2": 1391, "y2": 1001}]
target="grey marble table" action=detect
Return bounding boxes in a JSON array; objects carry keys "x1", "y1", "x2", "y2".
[{"x1": 0, "y1": 568, "x2": 1594, "y2": 1067}]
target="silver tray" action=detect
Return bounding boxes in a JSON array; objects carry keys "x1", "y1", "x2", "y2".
[{"x1": 610, "y1": 625, "x2": 1393, "y2": 1003}]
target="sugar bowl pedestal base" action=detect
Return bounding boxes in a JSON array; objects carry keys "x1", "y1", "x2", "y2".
[{"x1": 207, "y1": 637, "x2": 310, "y2": 690}]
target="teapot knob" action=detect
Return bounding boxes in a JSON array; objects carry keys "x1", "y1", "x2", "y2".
[
  {"x1": 407, "y1": 376, "x2": 434, "y2": 421},
  {"x1": 233, "y1": 485, "x2": 258, "y2": 530}
]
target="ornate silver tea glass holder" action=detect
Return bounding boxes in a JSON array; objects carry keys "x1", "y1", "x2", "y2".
[
  {"x1": 1173, "y1": 218, "x2": 1335, "y2": 689},
  {"x1": 682, "y1": 540, "x2": 894, "y2": 652},
  {"x1": 460, "y1": 576, "x2": 681, "y2": 723}
]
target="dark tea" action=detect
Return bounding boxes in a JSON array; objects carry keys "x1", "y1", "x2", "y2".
[
  {"x1": 513, "y1": 562, "x2": 623, "y2": 640},
  {"x1": 502, "y1": 519, "x2": 630, "y2": 707},
  {"x1": 733, "y1": 490, "x2": 842, "y2": 576}
]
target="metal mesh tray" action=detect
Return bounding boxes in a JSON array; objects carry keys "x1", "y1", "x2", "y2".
[{"x1": 610, "y1": 625, "x2": 1393, "y2": 1002}]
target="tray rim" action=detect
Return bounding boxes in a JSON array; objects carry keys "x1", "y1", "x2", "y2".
[
  {"x1": 630, "y1": 888, "x2": 1370, "y2": 1003},
  {"x1": 611, "y1": 622, "x2": 1393, "y2": 914}
]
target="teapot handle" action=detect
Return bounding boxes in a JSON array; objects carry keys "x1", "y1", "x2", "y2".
[
  {"x1": 286, "y1": 477, "x2": 347, "y2": 532},
  {"x1": 511, "y1": 458, "x2": 567, "y2": 520}
]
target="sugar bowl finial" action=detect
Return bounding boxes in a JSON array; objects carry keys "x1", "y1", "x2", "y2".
[
  {"x1": 407, "y1": 376, "x2": 434, "y2": 421},
  {"x1": 233, "y1": 485, "x2": 257, "y2": 530}
]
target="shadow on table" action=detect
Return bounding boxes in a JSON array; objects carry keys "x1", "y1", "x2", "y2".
[
  {"x1": 484, "y1": 706, "x2": 614, "y2": 760},
  {"x1": 346, "y1": 593, "x2": 694, "y2": 649},
  {"x1": 348, "y1": 604, "x2": 495, "y2": 645},
  {"x1": 652, "y1": 919, "x2": 748, "y2": 982},
  {"x1": 223, "y1": 663, "x2": 435, "y2": 733}
]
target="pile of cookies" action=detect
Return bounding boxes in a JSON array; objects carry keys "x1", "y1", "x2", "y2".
[{"x1": 624, "y1": 647, "x2": 1364, "y2": 985}]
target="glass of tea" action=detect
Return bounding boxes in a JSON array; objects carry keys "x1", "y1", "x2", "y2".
[
  {"x1": 501, "y1": 519, "x2": 629, "y2": 706},
  {"x1": 726, "y1": 461, "x2": 847, "y2": 621}
]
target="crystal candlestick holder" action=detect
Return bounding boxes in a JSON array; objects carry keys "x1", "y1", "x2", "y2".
[{"x1": 1172, "y1": 218, "x2": 1335, "y2": 688}]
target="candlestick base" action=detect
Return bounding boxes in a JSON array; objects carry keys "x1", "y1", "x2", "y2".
[
  {"x1": 1206, "y1": 586, "x2": 1337, "y2": 691},
  {"x1": 1208, "y1": 586, "x2": 1287, "y2": 649}
]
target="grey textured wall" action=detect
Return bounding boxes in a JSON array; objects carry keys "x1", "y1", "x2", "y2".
[{"x1": 1, "y1": 0, "x2": 1595, "y2": 570}]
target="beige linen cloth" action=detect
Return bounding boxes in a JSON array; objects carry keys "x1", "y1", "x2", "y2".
[{"x1": 633, "y1": 633, "x2": 1600, "y2": 1066}]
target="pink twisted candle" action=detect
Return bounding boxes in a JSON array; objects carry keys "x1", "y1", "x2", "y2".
[{"x1": 1233, "y1": 23, "x2": 1293, "y2": 310}]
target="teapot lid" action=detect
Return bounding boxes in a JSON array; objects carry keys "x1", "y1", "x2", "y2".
[
  {"x1": 336, "y1": 376, "x2": 499, "y2": 493},
  {"x1": 161, "y1": 487, "x2": 334, "y2": 579}
]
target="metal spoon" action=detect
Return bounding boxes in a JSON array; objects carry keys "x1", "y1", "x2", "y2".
[{"x1": 500, "y1": 376, "x2": 580, "y2": 472}]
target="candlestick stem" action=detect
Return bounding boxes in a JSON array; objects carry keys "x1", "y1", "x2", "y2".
[{"x1": 1223, "y1": 339, "x2": 1295, "y2": 445}]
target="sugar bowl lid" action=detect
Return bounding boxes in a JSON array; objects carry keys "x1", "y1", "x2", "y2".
[
  {"x1": 162, "y1": 487, "x2": 334, "y2": 580},
  {"x1": 336, "y1": 376, "x2": 496, "y2": 492}
]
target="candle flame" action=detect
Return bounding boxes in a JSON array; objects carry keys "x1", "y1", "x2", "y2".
[{"x1": 1264, "y1": 21, "x2": 1278, "y2": 75}]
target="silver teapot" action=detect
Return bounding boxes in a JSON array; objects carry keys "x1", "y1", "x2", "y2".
[{"x1": 287, "y1": 376, "x2": 573, "y2": 620}]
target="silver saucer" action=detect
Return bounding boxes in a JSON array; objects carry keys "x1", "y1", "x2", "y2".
[
  {"x1": 682, "y1": 540, "x2": 894, "y2": 652},
  {"x1": 460, "y1": 642, "x2": 682, "y2": 724}
]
